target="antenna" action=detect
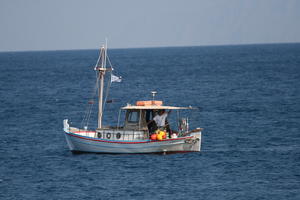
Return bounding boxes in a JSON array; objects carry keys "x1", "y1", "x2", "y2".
[{"x1": 151, "y1": 91, "x2": 157, "y2": 101}]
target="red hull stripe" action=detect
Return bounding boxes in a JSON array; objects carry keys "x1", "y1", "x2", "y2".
[{"x1": 66, "y1": 131, "x2": 193, "y2": 144}]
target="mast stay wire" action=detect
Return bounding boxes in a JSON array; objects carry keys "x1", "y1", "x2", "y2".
[
  {"x1": 80, "y1": 49, "x2": 102, "y2": 128},
  {"x1": 81, "y1": 49, "x2": 117, "y2": 129},
  {"x1": 101, "y1": 54, "x2": 113, "y2": 116},
  {"x1": 83, "y1": 74, "x2": 99, "y2": 128}
]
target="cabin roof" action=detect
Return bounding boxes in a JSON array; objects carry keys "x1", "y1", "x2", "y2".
[{"x1": 121, "y1": 105, "x2": 193, "y2": 110}]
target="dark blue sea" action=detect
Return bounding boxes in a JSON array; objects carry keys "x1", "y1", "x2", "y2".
[{"x1": 1, "y1": 43, "x2": 300, "y2": 199}]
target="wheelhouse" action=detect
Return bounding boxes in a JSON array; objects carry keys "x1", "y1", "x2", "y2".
[
  {"x1": 121, "y1": 103, "x2": 192, "y2": 132},
  {"x1": 93, "y1": 101, "x2": 193, "y2": 141}
]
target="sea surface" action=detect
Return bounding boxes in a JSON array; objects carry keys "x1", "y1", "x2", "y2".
[{"x1": 0, "y1": 43, "x2": 300, "y2": 199}]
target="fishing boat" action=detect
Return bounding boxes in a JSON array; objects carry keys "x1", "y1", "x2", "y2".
[{"x1": 63, "y1": 44, "x2": 203, "y2": 154}]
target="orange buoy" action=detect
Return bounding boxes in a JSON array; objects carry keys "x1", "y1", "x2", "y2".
[
  {"x1": 157, "y1": 134, "x2": 163, "y2": 141},
  {"x1": 151, "y1": 134, "x2": 157, "y2": 140},
  {"x1": 159, "y1": 131, "x2": 166, "y2": 139}
]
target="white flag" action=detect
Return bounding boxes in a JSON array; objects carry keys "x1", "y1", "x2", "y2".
[{"x1": 111, "y1": 73, "x2": 122, "y2": 83}]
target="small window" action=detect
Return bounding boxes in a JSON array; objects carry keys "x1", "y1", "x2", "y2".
[
  {"x1": 128, "y1": 110, "x2": 140, "y2": 123},
  {"x1": 146, "y1": 110, "x2": 153, "y2": 123}
]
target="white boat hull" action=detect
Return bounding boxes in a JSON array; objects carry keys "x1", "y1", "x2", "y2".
[{"x1": 64, "y1": 131, "x2": 201, "y2": 154}]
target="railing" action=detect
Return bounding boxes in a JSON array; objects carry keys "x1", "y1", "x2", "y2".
[{"x1": 96, "y1": 129, "x2": 147, "y2": 141}]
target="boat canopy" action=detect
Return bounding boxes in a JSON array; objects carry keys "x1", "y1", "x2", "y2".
[{"x1": 121, "y1": 105, "x2": 193, "y2": 110}]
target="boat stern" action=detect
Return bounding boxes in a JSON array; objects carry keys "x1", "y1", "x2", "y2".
[{"x1": 187, "y1": 131, "x2": 202, "y2": 152}]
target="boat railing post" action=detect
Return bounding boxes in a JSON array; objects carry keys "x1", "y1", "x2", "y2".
[
  {"x1": 147, "y1": 130, "x2": 150, "y2": 140},
  {"x1": 117, "y1": 109, "x2": 121, "y2": 130},
  {"x1": 138, "y1": 109, "x2": 141, "y2": 130},
  {"x1": 187, "y1": 117, "x2": 189, "y2": 132},
  {"x1": 132, "y1": 130, "x2": 135, "y2": 140},
  {"x1": 177, "y1": 110, "x2": 180, "y2": 135}
]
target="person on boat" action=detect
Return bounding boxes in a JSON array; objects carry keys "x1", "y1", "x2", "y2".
[
  {"x1": 153, "y1": 109, "x2": 172, "y2": 134},
  {"x1": 147, "y1": 109, "x2": 171, "y2": 136},
  {"x1": 146, "y1": 110, "x2": 157, "y2": 133}
]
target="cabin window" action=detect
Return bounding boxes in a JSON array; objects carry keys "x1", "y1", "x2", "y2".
[
  {"x1": 128, "y1": 110, "x2": 140, "y2": 123},
  {"x1": 146, "y1": 110, "x2": 154, "y2": 123}
]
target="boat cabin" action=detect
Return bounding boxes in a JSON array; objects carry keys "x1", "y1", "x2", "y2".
[
  {"x1": 121, "y1": 101, "x2": 191, "y2": 132},
  {"x1": 95, "y1": 101, "x2": 191, "y2": 141}
]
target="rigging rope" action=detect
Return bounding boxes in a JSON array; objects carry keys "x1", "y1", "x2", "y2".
[
  {"x1": 80, "y1": 73, "x2": 99, "y2": 128},
  {"x1": 107, "y1": 54, "x2": 114, "y2": 70},
  {"x1": 81, "y1": 53, "x2": 115, "y2": 129},
  {"x1": 80, "y1": 49, "x2": 102, "y2": 128},
  {"x1": 101, "y1": 54, "x2": 113, "y2": 116}
]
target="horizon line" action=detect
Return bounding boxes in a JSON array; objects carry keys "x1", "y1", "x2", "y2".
[{"x1": 1, "y1": 41, "x2": 299, "y2": 53}]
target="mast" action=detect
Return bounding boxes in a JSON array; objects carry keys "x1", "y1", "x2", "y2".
[{"x1": 96, "y1": 45, "x2": 107, "y2": 129}]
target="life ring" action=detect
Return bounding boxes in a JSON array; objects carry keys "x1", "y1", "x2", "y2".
[
  {"x1": 97, "y1": 132, "x2": 102, "y2": 138},
  {"x1": 116, "y1": 132, "x2": 121, "y2": 139},
  {"x1": 106, "y1": 132, "x2": 111, "y2": 139}
]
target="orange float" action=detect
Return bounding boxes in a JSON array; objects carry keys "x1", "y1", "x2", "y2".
[
  {"x1": 156, "y1": 134, "x2": 163, "y2": 141},
  {"x1": 158, "y1": 131, "x2": 166, "y2": 139},
  {"x1": 151, "y1": 134, "x2": 157, "y2": 140},
  {"x1": 136, "y1": 101, "x2": 163, "y2": 106}
]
